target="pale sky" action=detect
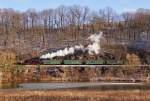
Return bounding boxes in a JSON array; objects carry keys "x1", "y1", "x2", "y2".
[{"x1": 0, "y1": 0, "x2": 150, "y2": 13}]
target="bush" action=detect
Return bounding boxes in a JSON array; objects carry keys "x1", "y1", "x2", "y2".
[
  {"x1": 0, "y1": 50, "x2": 16, "y2": 69},
  {"x1": 126, "y1": 53, "x2": 141, "y2": 65}
]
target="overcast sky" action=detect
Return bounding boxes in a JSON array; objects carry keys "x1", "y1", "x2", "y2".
[{"x1": 0, "y1": 0, "x2": 150, "y2": 13}]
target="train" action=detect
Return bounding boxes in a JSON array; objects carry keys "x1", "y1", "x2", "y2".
[{"x1": 23, "y1": 58, "x2": 124, "y2": 65}]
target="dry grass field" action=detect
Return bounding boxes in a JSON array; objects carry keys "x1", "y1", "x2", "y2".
[{"x1": 0, "y1": 89, "x2": 150, "y2": 101}]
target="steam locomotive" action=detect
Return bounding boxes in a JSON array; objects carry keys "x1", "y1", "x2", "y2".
[{"x1": 21, "y1": 50, "x2": 125, "y2": 65}]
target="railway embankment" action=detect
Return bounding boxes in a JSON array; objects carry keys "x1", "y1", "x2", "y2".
[{"x1": 0, "y1": 65, "x2": 150, "y2": 88}]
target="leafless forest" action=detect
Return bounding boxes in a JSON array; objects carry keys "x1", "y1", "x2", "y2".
[{"x1": 0, "y1": 5, "x2": 150, "y2": 55}]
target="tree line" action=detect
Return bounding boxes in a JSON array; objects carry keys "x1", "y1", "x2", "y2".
[{"x1": 0, "y1": 5, "x2": 150, "y2": 54}]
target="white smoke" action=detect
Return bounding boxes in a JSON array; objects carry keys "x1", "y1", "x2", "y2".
[
  {"x1": 87, "y1": 32, "x2": 103, "y2": 55},
  {"x1": 40, "y1": 45, "x2": 84, "y2": 59},
  {"x1": 40, "y1": 32, "x2": 103, "y2": 59}
]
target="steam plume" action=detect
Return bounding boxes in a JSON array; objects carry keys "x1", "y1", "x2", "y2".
[
  {"x1": 40, "y1": 45, "x2": 84, "y2": 59},
  {"x1": 87, "y1": 32, "x2": 103, "y2": 55},
  {"x1": 40, "y1": 32, "x2": 103, "y2": 59}
]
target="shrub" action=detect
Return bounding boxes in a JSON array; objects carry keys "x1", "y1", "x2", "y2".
[{"x1": 0, "y1": 50, "x2": 16, "y2": 69}]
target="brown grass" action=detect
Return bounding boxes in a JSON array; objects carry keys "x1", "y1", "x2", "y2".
[{"x1": 0, "y1": 90, "x2": 150, "y2": 101}]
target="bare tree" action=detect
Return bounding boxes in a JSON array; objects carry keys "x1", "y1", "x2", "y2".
[{"x1": 104, "y1": 7, "x2": 116, "y2": 24}]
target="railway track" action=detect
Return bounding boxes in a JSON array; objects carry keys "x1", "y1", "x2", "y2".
[{"x1": 24, "y1": 65, "x2": 150, "y2": 68}]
